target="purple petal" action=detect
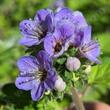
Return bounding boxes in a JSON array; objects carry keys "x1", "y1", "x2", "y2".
[
  {"x1": 47, "y1": 69, "x2": 57, "y2": 82},
  {"x1": 72, "y1": 11, "x2": 87, "y2": 28},
  {"x1": 44, "y1": 70, "x2": 57, "y2": 89},
  {"x1": 72, "y1": 30, "x2": 83, "y2": 47},
  {"x1": 44, "y1": 23, "x2": 73, "y2": 58},
  {"x1": 82, "y1": 41, "x2": 101, "y2": 64},
  {"x1": 56, "y1": 21, "x2": 75, "y2": 40},
  {"x1": 44, "y1": 33, "x2": 66, "y2": 58},
  {"x1": 55, "y1": 7, "x2": 73, "y2": 22},
  {"x1": 44, "y1": 34, "x2": 55, "y2": 57},
  {"x1": 31, "y1": 83, "x2": 44, "y2": 101},
  {"x1": 81, "y1": 26, "x2": 92, "y2": 45},
  {"x1": 19, "y1": 20, "x2": 45, "y2": 46},
  {"x1": 19, "y1": 20, "x2": 37, "y2": 36},
  {"x1": 45, "y1": 14, "x2": 54, "y2": 32},
  {"x1": 72, "y1": 26, "x2": 91, "y2": 47},
  {"x1": 85, "y1": 41, "x2": 100, "y2": 57},
  {"x1": 34, "y1": 9, "x2": 52, "y2": 21},
  {"x1": 36, "y1": 50, "x2": 52, "y2": 70},
  {"x1": 17, "y1": 56, "x2": 38, "y2": 73},
  {"x1": 44, "y1": 80, "x2": 54, "y2": 90},
  {"x1": 19, "y1": 36, "x2": 39, "y2": 47},
  {"x1": 15, "y1": 76, "x2": 36, "y2": 90},
  {"x1": 84, "y1": 53, "x2": 101, "y2": 64}
]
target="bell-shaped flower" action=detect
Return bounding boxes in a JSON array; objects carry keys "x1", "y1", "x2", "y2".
[
  {"x1": 19, "y1": 9, "x2": 54, "y2": 47},
  {"x1": 15, "y1": 51, "x2": 57, "y2": 101}
]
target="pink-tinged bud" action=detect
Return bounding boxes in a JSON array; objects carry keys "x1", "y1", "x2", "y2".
[
  {"x1": 55, "y1": 76, "x2": 66, "y2": 92},
  {"x1": 66, "y1": 57, "x2": 81, "y2": 71}
]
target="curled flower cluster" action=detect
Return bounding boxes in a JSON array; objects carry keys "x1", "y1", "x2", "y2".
[{"x1": 15, "y1": 7, "x2": 100, "y2": 101}]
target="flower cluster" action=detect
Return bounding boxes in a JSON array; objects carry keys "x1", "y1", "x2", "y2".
[{"x1": 15, "y1": 7, "x2": 100, "y2": 101}]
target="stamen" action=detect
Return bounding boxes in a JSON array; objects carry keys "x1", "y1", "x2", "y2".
[
  {"x1": 19, "y1": 67, "x2": 48, "y2": 83},
  {"x1": 54, "y1": 42, "x2": 62, "y2": 53},
  {"x1": 35, "y1": 68, "x2": 47, "y2": 82},
  {"x1": 82, "y1": 41, "x2": 99, "y2": 53},
  {"x1": 83, "y1": 41, "x2": 97, "y2": 49}
]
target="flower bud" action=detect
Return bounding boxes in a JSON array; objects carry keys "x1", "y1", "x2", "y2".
[
  {"x1": 45, "y1": 90, "x2": 50, "y2": 95},
  {"x1": 66, "y1": 57, "x2": 81, "y2": 71},
  {"x1": 55, "y1": 76, "x2": 66, "y2": 92},
  {"x1": 84, "y1": 65, "x2": 91, "y2": 74}
]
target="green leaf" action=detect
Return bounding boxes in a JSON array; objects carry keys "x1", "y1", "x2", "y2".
[
  {"x1": 1, "y1": 83, "x2": 31, "y2": 108},
  {"x1": 88, "y1": 57, "x2": 110, "y2": 85},
  {"x1": 56, "y1": 57, "x2": 66, "y2": 65},
  {"x1": 64, "y1": 70, "x2": 73, "y2": 80},
  {"x1": 67, "y1": 48, "x2": 77, "y2": 56},
  {"x1": 95, "y1": 33, "x2": 110, "y2": 55}
]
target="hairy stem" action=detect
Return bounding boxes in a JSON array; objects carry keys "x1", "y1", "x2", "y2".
[
  {"x1": 82, "y1": 84, "x2": 90, "y2": 99},
  {"x1": 71, "y1": 86, "x2": 85, "y2": 110}
]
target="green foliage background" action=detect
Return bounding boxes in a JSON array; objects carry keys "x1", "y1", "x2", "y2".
[{"x1": 0, "y1": 0, "x2": 110, "y2": 109}]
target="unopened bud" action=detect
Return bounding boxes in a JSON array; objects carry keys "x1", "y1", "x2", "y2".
[
  {"x1": 55, "y1": 76, "x2": 66, "y2": 92},
  {"x1": 66, "y1": 57, "x2": 81, "y2": 71},
  {"x1": 84, "y1": 65, "x2": 91, "y2": 74},
  {"x1": 45, "y1": 90, "x2": 50, "y2": 95}
]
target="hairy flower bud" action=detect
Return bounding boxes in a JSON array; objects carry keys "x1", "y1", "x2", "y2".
[
  {"x1": 66, "y1": 57, "x2": 81, "y2": 71},
  {"x1": 45, "y1": 90, "x2": 50, "y2": 95},
  {"x1": 55, "y1": 76, "x2": 66, "y2": 92},
  {"x1": 84, "y1": 65, "x2": 91, "y2": 74}
]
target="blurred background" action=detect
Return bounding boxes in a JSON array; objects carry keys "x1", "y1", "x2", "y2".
[{"x1": 0, "y1": 0, "x2": 110, "y2": 110}]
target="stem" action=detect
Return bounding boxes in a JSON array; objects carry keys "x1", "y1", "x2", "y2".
[
  {"x1": 71, "y1": 86, "x2": 85, "y2": 110},
  {"x1": 82, "y1": 84, "x2": 90, "y2": 99}
]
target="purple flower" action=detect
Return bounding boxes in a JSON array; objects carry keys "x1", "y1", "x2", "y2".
[
  {"x1": 55, "y1": 7, "x2": 87, "y2": 29},
  {"x1": 15, "y1": 50, "x2": 57, "y2": 101},
  {"x1": 78, "y1": 26, "x2": 101, "y2": 64},
  {"x1": 44, "y1": 7, "x2": 89, "y2": 58},
  {"x1": 44, "y1": 21, "x2": 75, "y2": 57},
  {"x1": 19, "y1": 9, "x2": 54, "y2": 47},
  {"x1": 54, "y1": 7, "x2": 89, "y2": 47},
  {"x1": 55, "y1": 7, "x2": 101, "y2": 64}
]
